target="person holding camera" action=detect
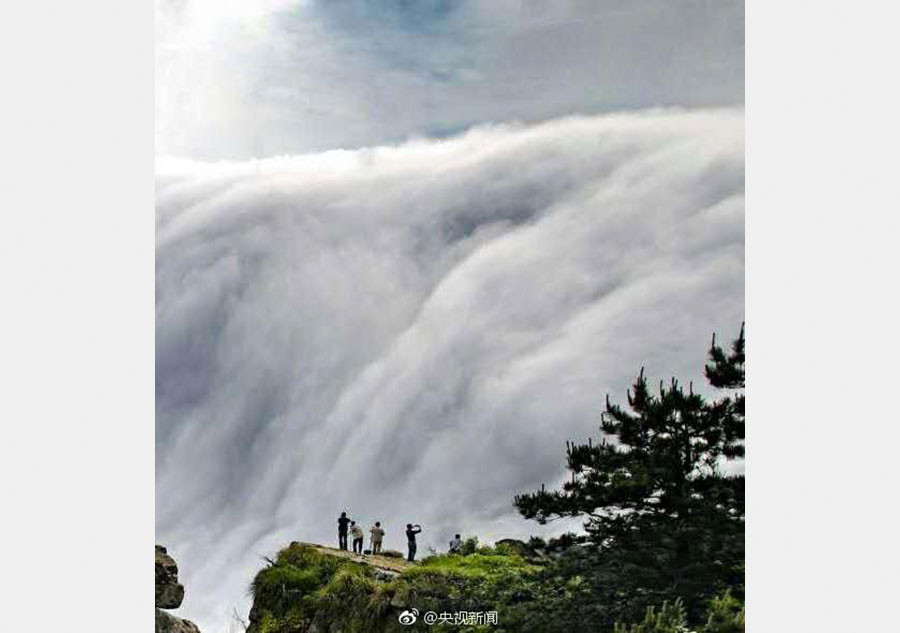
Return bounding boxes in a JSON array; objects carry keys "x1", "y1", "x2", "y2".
[{"x1": 406, "y1": 523, "x2": 422, "y2": 562}]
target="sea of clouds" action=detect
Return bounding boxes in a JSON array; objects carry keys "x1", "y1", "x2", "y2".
[{"x1": 156, "y1": 108, "x2": 744, "y2": 631}]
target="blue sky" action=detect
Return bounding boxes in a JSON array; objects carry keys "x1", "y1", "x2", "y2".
[{"x1": 156, "y1": 0, "x2": 743, "y2": 159}]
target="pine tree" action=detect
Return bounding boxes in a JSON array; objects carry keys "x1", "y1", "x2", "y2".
[{"x1": 514, "y1": 325, "x2": 745, "y2": 624}]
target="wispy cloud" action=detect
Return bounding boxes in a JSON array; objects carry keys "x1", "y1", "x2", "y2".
[
  {"x1": 156, "y1": 109, "x2": 744, "y2": 630},
  {"x1": 156, "y1": 0, "x2": 743, "y2": 159}
]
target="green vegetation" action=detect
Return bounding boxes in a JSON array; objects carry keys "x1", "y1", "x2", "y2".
[
  {"x1": 613, "y1": 600, "x2": 688, "y2": 633},
  {"x1": 247, "y1": 542, "x2": 542, "y2": 633},
  {"x1": 249, "y1": 545, "x2": 380, "y2": 633},
  {"x1": 613, "y1": 591, "x2": 745, "y2": 633},
  {"x1": 514, "y1": 325, "x2": 745, "y2": 628},
  {"x1": 700, "y1": 591, "x2": 745, "y2": 633},
  {"x1": 246, "y1": 327, "x2": 745, "y2": 632},
  {"x1": 458, "y1": 536, "x2": 480, "y2": 556},
  {"x1": 247, "y1": 541, "x2": 744, "y2": 633}
]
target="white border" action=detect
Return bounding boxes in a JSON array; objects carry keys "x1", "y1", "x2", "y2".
[
  {"x1": 748, "y1": 1, "x2": 900, "y2": 629},
  {"x1": 2, "y1": 1, "x2": 899, "y2": 630},
  {"x1": 0, "y1": 2, "x2": 154, "y2": 631}
]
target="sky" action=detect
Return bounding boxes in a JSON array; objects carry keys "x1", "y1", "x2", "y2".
[
  {"x1": 155, "y1": 2, "x2": 744, "y2": 631},
  {"x1": 157, "y1": 0, "x2": 743, "y2": 158}
]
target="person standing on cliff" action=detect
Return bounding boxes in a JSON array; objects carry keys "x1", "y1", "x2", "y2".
[
  {"x1": 406, "y1": 523, "x2": 422, "y2": 562},
  {"x1": 337, "y1": 512, "x2": 351, "y2": 550},
  {"x1": 369, "y1": 522, "x2": 385, "y2": 554},
  {"x1": 448, "y1": 534, "x2": 462, "y2": 554},
  {"x1": 350, "y1": 521, "x2": 364, "y2": 554}
]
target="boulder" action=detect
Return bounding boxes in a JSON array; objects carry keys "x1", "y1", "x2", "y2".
[
  {"x1": 156, "y1": 609, "x2": 201, "y2": 633},
  {"x1": 156, "y1": 545, "x2": 185, "y2": 609},
  {"x1": 156, "y1": 544, "x2": 200, "y2": 633},
  {"x1": 248, "y1": 601, "x2": 261, "y2": 624},
  {"x1": 389, "y1": 592, "x2": 407, "y2": 609}
]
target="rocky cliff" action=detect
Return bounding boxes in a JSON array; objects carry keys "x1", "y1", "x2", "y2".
[
  {"x1": 244, "y1": 540, "x2": 541, "y2": 633},
  {"x1": 156, "y1": 545, "x2": 202, "y2": 633}
]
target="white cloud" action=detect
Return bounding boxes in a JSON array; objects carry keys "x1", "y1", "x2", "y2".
[
  {"x1": 156, "y1": 108, "x2": 744, "y2": 631},
  {"x1": 156, "y1": 0, "x2": 743, "y2": 159}
]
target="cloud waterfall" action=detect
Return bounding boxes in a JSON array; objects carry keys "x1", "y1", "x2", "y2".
[{"x1": 156, "y1": 108, "x2": 744, "y2": 631}]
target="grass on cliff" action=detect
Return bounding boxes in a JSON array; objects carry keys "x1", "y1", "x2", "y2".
[
  {"x1": 411, "y1": 546, "x2": 538, "y2": 579},
  {"x1": 248, "y1": 542, "x2": 541, "y2": 633},
  {"x1": 249, "y1": 542, "x2": 745, "y2": 633}
]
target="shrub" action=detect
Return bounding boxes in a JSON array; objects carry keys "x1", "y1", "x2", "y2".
[
  {"x1": 702, "y1": 591, "x2": 744, "y2": 633},
  {"x1": 613, "y1": 593, "x2": 745, "y2": 633},
  {"x1": 613, "y1": 600, "x2": 689, "y2": 633},
  {"x1": 248, "y1": 544, "x2": 374, "y2": 632}
]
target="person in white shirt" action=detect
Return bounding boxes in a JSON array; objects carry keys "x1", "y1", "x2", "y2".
[
  {"x1": 350, "y1": 521, "x2": 365, "y2": 554},
  {"x1": 369, "y1": 522, "x2": 385, "y2": 555},
  {"x1": 448, "y1": 534, "x2": 462, "y2": 554}
]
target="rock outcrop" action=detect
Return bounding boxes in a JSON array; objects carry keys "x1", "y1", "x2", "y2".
[
  {"x1": 156, "y1": 608, "x2": 202, "y2": 633},
  {"x1": 288, "y1": 541, "x2": 412, "y2": 574},
  {"x1": 156, "y1": 545, "x2": 201, "y2": 633},
  {"x1": 247, "y1": 543, "x2": 415, "y2": 633},
  {"x1": 246, "y1": 540, "x2": 536, "y2": 633},
  {"x1": 156, "y1": 545, "x2": 185, "y2": 608}
]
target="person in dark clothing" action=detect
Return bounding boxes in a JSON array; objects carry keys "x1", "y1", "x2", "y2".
[
  {"x1": 337, "y1": 512, "x2": 351, "y2": 550},
  {"x1": 406, "y1": 523, "x2": 422, "y2": 562}
]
